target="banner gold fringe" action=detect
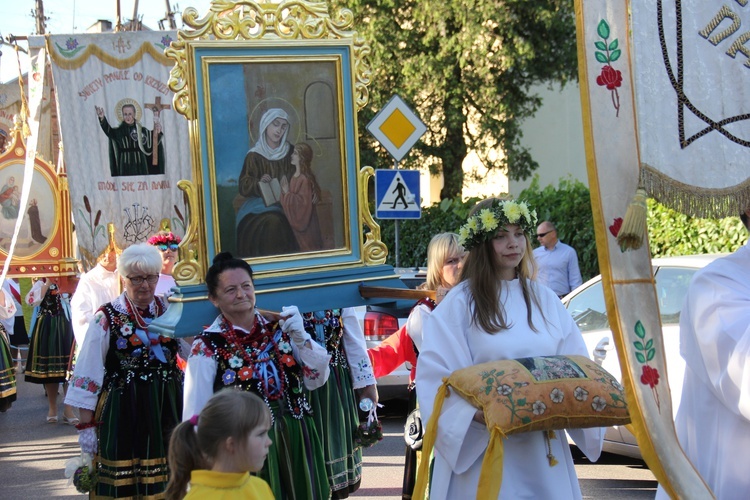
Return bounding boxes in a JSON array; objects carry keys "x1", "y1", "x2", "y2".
[{"x1": 640, "y1": 163, "x2": 750, "y2": 219}]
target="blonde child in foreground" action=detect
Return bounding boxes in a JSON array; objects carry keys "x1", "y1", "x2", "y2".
[{"x1": 166, "y1": 390, "x2": 274, "y2": 499}]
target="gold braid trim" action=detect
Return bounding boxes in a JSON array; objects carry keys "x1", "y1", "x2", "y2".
[
  {"x1": 640, "y1": 163, "x2": 750, "y2": 219},
  {"x1": 48, "y1": 40, "x2": 172, "y2": 70}
]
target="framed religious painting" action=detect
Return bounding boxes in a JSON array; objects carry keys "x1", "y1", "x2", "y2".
[
  {"x1": 0, "y1": 126, "x2": 77, "y2": 282},
  {"x1": 166, "y1": 1, "x2": 384, "y2": 283}
]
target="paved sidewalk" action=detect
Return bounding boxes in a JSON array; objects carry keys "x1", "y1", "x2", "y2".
[{"x1": 0, "y1": 375, "x2": 81, "y2": 498}]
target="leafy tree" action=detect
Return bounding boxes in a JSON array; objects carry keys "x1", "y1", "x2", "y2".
[{"x1": 333, "y1": 0, "x2": 579, "y2": 199}]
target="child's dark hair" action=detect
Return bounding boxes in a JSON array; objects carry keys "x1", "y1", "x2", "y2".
[
  {"x1": 205, "y1": 252, "x2": 253, "y2": 298},
  {"x1": 165, "y1": 389, "x2": 271, "y2": 500}
]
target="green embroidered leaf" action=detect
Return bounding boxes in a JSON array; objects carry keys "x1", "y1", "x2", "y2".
[
  {"x1": 645, "y1": 339, "x2": 653, "y2": 350},
  {"x1": 609, "y1": 39, "x2": 619, "y2": 50},
  {"x1": 485, "y1": 387, "x2": 492, "y2": 396},
  {"x1": 610, "y1": 49, "x2": 622, "y2": 61},
  {"x1": 597, "y1": 19, "x2": 610, "y2": 39},
  {"x1": 635, "y1": 352, "x2": 646, "y2": 363},
  {"x1": 595, "y1": 52, "x2": 608, "y2": 63},
  {"x1": 521, "y1": 416, "x2": 532, "y2": 424},
  {"x1": 486, "y1": 378, "x2": 494, "y2": 385},
  {"x1": 634, "y1": 320, "x2": 646, "y2": 338},
  {"x1": 595, "y1": 41, "x2": 607, "y2": 50},
  {"x1": 647, "y1": 349, "x2": 656, "y2": 361},
  {"x1": 517, "y1": 398, "x2": 527, "y2": 406},
  {"x1": 634, "y1": 341, "x2": 645, "y2": 350}
]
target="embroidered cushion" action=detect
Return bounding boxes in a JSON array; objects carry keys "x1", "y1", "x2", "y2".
[
  {"x1": 446, "y1": 354, "x2": 630, "y2": 435},
  {"x1": 413, "y1": 355, "x2": 630, "y2": 500}
]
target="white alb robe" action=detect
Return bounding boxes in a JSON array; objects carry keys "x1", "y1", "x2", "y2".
[
  {"x1": 70, "y1": 264, "x2": 119, "y2": 348},
  {"x1": 416, "y1": 279, "x2": 604, "y2": 500},
  {"x1": 655, "y1": 240, "x2": 750, "y2": 500},
  {"x1": 340, "y1": 307, "x2": 376, "y2": 389}
]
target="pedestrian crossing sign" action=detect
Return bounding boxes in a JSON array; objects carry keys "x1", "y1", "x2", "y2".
[{"x1": 375, "y1": 169, "x2": 421, "y2": 219}]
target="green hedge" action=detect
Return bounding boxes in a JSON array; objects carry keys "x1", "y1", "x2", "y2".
[{"x1": 375, "y1": 176, "x2": 746, "y2": 282}]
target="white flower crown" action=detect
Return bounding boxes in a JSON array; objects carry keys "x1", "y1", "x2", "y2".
[{"x1": 458, "y1": 199, "x2": 537, "y2": 250}]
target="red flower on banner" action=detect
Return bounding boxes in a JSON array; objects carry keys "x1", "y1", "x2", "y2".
[
  {"x1": 593, "y1": 19, "x2": 622, "y2": 117},
  {"x1": 609, "y1": 217, "x2": 623, "y2": 237},
  {"x1": 632, "y1": 320, "x2": 661, "y2": 412},
  {"x1": 596, "y1": 65, "x2": 622, "y2": 90},
  {"x1": 640, "y1": 365, "x2": 660, "y2": 388}
]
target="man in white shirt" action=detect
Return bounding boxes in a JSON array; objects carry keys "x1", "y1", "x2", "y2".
[
  {"x1": 70, "y1": 246, "x2": 120, "y2": 350},
  {"x1": 655, "y1": 206, "x2": 750, "y2": 500},
  {"x1": 532, "y1": 221, "x2": 583, "y2": 298}
]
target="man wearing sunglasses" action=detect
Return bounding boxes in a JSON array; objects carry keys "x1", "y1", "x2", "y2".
[
  {"x1": 147, "y1": 230, "x2": 182, "y2": 298},
  {"x1": 532, "y1": 221, "x2": 582, "y2": 299}
]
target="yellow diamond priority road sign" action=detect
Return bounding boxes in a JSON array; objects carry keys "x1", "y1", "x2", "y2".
[{"x1": 366, "y1": 95, "x2": 427, "y2": 162}]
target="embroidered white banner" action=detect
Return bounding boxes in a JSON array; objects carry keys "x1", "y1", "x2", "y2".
[
  {"x1": 575, "y1": 0, "x2": 715, "y2": 497},
  {"x1": 44, "y1": 32, "x2": 192, "y2": 269},
  {"x1": 632, "y1": 1, "x2": 750, "y2": 216}
]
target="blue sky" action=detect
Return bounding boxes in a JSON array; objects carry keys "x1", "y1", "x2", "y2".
[{"x1": 0, "y1": 0, "x2": 212, "y2": 83}]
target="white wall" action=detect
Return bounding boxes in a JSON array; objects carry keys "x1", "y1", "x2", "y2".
[{"x1": 510, "y1": 83, "x2": 587, "y2": 195}]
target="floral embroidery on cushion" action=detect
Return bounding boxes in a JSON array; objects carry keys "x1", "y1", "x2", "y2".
[
  {"x1": 116, "y1": 338, "x2": 128, "y2": 350},
  {"x1": 550, "y1": 388, "x2": 564, "y2": 403},
  {"x1": 574, "y1": 386, "x2": 589, "y2": 401},
  {"x1": 592, "y1": 396, "x2": 608, "y2": 412}
]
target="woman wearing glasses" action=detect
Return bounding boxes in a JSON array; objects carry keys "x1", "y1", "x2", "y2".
[
  {"x1": 147, "y1": 230, "x2": 181, "y2": 298},
  {"x1": 65, "y1": 243, "x2": 187, "y2": 498}
]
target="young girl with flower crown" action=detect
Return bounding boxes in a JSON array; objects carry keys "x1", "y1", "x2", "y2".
[
  {"x1": 166, "y1": 389, "x2": 274, "y2": 500},
  {"x1": 415, "y1": 198, "x2": 604, "y2": 500}
]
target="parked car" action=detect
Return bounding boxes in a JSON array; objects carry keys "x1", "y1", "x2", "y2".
[
  {"x1": 562, "y1": 254, "x2": 724, "y2": 459},
  {"x1": 356, "y1": 268, "x2": 427, "y2": 401}
]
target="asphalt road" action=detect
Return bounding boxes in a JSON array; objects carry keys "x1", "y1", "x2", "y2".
[{"x1": 0, "y1": 379, "x2": 658, "y2": 499}]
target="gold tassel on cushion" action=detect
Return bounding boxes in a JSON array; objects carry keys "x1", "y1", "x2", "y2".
[{"x1": 616, "y1": 187, "x2": 648, "y2": 251}]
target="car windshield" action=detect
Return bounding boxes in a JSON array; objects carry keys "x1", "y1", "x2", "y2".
[{"x1": 566, "y1": 265, "x2": 700, "y2": 331}]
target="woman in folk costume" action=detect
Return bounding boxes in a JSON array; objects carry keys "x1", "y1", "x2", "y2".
[
  {"x1": 24, "y1": 277, "x2": 78, "y2": 425},
  {"x1": 236, "y1": 108, "x2": 298, "y2": 257},
  {"x1": 415, "y1": 198, "x2": 604, "y2": 499},
  {"x1": 367, "y1": 232, "x2": 465, "y2": 499},
  {"x1": 65, "y1": 243, "x2": 187, "y2": 498},
  {"x1": 303, "y1": 308, "x2": 378, "y2": 498},
  {"x1": 0, "y1": 284, "x2": 19, "y2": 411},
  {"x1": 1, "y1": 278, "x2": 29, "y2": 373},
  {"x1": 183, "y1": 252, "x2": 332, "y2": 500}
]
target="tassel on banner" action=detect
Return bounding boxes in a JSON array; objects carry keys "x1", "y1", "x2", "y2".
[{"x1": 617, "y1": 187, "x2": 648, "y2": 251}]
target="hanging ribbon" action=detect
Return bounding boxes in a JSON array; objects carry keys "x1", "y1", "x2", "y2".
[
  {"x1": 133, "y1": 323, "x2": 167, "y2": 363},
  {"x1": 0, "y1": 41, "x2": 44, "y2": 286}
]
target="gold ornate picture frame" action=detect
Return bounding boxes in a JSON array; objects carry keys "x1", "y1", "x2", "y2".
[{"x1": 166, "y1": 0, "x2": 383, "y2": 283}]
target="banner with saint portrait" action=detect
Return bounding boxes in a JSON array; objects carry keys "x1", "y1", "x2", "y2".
[{"x1": 43, "y1": 32, "x2": 192, "y2": 269}]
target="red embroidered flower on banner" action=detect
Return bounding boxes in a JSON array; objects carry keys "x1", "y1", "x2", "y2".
[
  {"x1": 597, "y1": 65, "x2": 622, "y2": 90},
  {"x1": 640, "y1": 365, "x2": 660, "y2": 388},
  {"x1": 632, "y1": 320, "x2": 661, "y2": 412},
  {"x1": 238, "y1": 366, "x2": 253, "y2": 381},
  {"x1": 609, "y1": 217, "x2": 623, "y2": 237},
  {"x1": 593, "y1": 19, "x2": 622, "y2": 117}
]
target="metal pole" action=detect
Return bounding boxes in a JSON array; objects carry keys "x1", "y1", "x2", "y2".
[{"x1": 393, "y1": 158, "x2": 399, "y2": 268}]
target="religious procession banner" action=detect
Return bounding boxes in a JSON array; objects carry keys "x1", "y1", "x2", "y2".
[
  {"x1": 573, "y1": 0, "x2": 750, "y2": 497},
  {"x1": 0, "y1": 58, "x2": 55, "y2": 162},
  {"x1": 43, "y1": 31, "x2": 191, "y2": 269}
]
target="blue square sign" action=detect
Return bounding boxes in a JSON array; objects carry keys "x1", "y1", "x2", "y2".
[{"x1": 375, "y1": 170, "x2": 421, "y2": 219}]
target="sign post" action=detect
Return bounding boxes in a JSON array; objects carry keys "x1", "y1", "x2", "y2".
[{"x1": 366, "y1": 95, "x2": 427, "y2": 266}]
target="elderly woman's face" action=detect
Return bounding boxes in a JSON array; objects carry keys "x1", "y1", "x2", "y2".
[
  {"x1": 264, "y1": 118, "x2": 289, "y2": 148},
  {"x1": 122, "y1": 269, "x2": 159, "y2": 307},
  {"x1": 209, "y1": 267, "x2": 256, "y2": 321}
]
